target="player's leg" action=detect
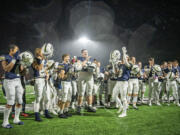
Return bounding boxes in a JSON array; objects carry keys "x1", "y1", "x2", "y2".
[
  {"x1": 148, "y1": 78, "x2": 154, "y2": 106},
  {"x1": 141, "y1": 82, "x2": 146, "y2": 103},
  {"x1": 114, "y1": 82, "x2": 122, "y2": 113},
  {"x1": 76, "y1": 80, "x2": 86, "y2": 114},
  {"x1": 71, "y1": 81, "x2": 77, "y2": 109},
  {"x1": 154, "y1": 82, "x2": 161, "y2": 106},
  {"x1": 64, "y1": 83, "x2": 73, "y2": 117},
  {"x1": 107, "y1": 79, "x2": 112, "y2": 107},
  {"x1": 138, "y1": 80, "x2": 142, "y2": 103},
  {"x1": 99, "y1": 82, "x2": 105, "y2": 106},
  {"x1": 171, "y1": 81, "x2": 180, "y2": 106},
  {"x1": 2, "y1": 79, "x2": 15, "y2": 128},
  {"x1": 132, "y1": 79, "x2": 139, "y2": 109},
  {"x1": 43, "y1": 82, "x2": 53, "y2": 118},
  {"x1": 86, "y1": 78, "x2": 96, "y2": 112},
  {"x1": 13, "y1": 79, "x2": 24, "y2": 125},
  {"x1": 59, "y1": 82, "x2": 69, "y2": 118},
  {"x1": 127, "y1": 80, "x2": 133, "y2": 106},
  {"x1": 166, "y1": 81, "x2": 171, "y2": 105},
  {"x1": 34, "y1": 78, "x2": 44, "y2": 121},
  {"x1": 118, "y1": 81, "x2": 128, "y2": 118}
]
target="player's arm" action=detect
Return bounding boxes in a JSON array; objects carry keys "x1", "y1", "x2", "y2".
[
  {"x1": 58, "y1": 70, "x2": 66, "y2": 79},
  {"x1": 82, "y1": 56, "x2": 91, "y2": 67},
  {"x1": 122, "y1": 47, "x2": 131, "y2": 68},
  {"x1": 32, "y1": 59, "x2": 43, "y2": 71},
  {"x1": 175, "y1": 69, "x2": 179, "y2": 78},
  {"x1": 1, "y1": 60, "x2": 16, "y2": 72}
]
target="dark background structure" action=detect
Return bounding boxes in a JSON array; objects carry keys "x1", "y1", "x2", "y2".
[{"x1": 0, "y1": 0, "x2": 180, "y2": 67}]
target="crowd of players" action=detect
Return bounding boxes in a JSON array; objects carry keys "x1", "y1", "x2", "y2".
[{"x1": 0, "y1": 43, "x2": 180, "y2": 129}]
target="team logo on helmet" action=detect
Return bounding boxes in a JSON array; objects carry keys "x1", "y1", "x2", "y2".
[
  {"x1": 42, "y1": 43, "x2": 54, "y2": 59},
  {"x1": 19, "y1": 51, "x2": 34, "y2": 67}
]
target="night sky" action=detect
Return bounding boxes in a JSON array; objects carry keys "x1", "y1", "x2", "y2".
[{"x1": 0, "y1": 0, "x2": 180, "y2": 66}]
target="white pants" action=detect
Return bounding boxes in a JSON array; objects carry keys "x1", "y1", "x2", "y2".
[
  {"x1": 48, "y1": 79, "x2": 58, "y2": 110},
  {"x1": 108, "y1": 79, "x2": 117, "y2": 102},
  {"x1": 107, "y1": 79, "x2": 117, "y2": 95},
  {"x1": 34, "y1": 78, "x2": 50, "y2": 112},
  {"x1": 153, "y1": 82, "x2": 161, "y2": 103},
  {"x1": 114, "y1": 81, "x2": 128, "y2": 112},
  {"x1": 138, "y1": 80, "x2": 146, "y2": 102},
  {"x1": 78, "y1": 72, "x2": 94, "y2": 97},
  {"x1": 176, "y1": 79, "x2": 180, "y2": 101},
  {"x1": 59, "y1": 81, "x2": 72, "y2": 102},
  {"x1": 127, "y1": 78, "x2": 139, "y2": 104},
  {"x1": 72, "y1": 80, "x2": 78, "y2": 96},
  {"x1": 166, "y1": 80, "x2": 179, "y2": 103},
  {"x1": 128, "y1": 79, "x2": 139, "y2": 95},
  {"x1": 159, "y1": 81, "x2": 167, "y2": 100},
  {"x1": 148, "y1": 78, "x2": 154, "y2": 101},
  {"x1": 3, "y1": 78, "x2": 24, "y2": 105},
  {"x1": 139, "y1": 80, "x2": 146, "y2": 96},
  {"x1": 93, "y1": 82, "x2": 101, "y2": 95}
]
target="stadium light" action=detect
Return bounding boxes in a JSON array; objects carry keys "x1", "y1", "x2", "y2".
[{"x1": 78, "y1": 36, "x2": 90, "y2": 44}]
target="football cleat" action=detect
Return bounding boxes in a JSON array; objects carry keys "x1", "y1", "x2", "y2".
[
  {"x1": 13, "y1": 121, "x2": 24, "y2": 125},
  {"x1": 148, "y1": 101, "x2": 152, "y2": 106},
  {"x1": 87, "y1": 106, "x2": 96, "y2": 112},
  {"x1": 64, "y1": 112, "x2": 72, "y2": 117},
  {"x1": 156, "y1": 102, "x2": 161, "y2": 106},
  {"x1": 133, "y1": 105, "x2": 139, "y2": 110},
  {"x1": 2, "y1": 124, "x2": 13, "y2": 129},
  {"x1": 76, "y1": 106, "x2": 81, "y2": 115},
  {"x1": 35, "y1": 112, "x2": 43, "y2": 122},
  {"x1": 100, "y1": 101, "x2": 105, "y2": 106},
  {"x1": 21, "y1": 113, "x2": 29, "y2": 117},
  {"x1": 58, "y1": 114, "x2": 68, "y2": 119},
  {"x1": 118, "y1": 113, "x2": 127, "y2": 118}
]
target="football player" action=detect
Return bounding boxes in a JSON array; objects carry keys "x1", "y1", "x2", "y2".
[
  {"x1": 152, "y1": 65, "x2": 163, "y2": 106},
  {"x1": 172, "y1": 60, "x2": 180, "y2": 104},
  {"x1": 127, "y1": 57, "x2": 140, "y2": 109},
  {"x1": 138, "y1": 61, "x2": 147, "y2": 104},
  {"x1": 105, "y1": 64, "x2": 118, "y2": 108},
  {"x1": 114, "y1": 47, "x2": 131, "y2": 117},
  {"x1": 71, "y1": 56, "x2": 78, "y2": 110},
  {"x1": 56, "y1": 54, "x2": 73, "y2": 118},
  {"x1": 92, "y1": 60, "x2": 103, "y2": 108},
  {"x1": 159, "y1": 61, "x2": 168, "y2": 103},
  {"x1": 32, "y1": 48, "x2": 53, "y2": 122},
  {"x1": 76, "y1": 49, "x2": 97, "y2": 114},
  {"x1": 164, "y1": 61, "x2": 180, "y2": 106},
  {"x1": 144, "y1": 58, "x2": 155, "y2": 106},
  {"x1": 1, "y1": 44, "x2": 24, "y2": 128}
]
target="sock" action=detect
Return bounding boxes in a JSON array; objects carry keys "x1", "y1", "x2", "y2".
[
  {"x1": 3, "y1": 107, "x2": 11, "y2": 126},
  {"x1": 108, "y1": 95, "x2": 111, "y2": 102},
  {"x1": 123, "y1": 100, "x2": 127, "y2": 114},
  {"x1": 127, "y1": 95, "x2": 131, "y2": 104},
  {"x1": 60, "y1": 109, "x2": 64, "y2": 114},
  {"x1": 64, "y1": 108, "x2": 68, "y2": 113},
  {"x1": 44, "y1": 109, "x2": 49, "y2": 115},
  {"x1": 133, "y1": 96, "x2": 138, "y2": 104},
  {"x1": 72, "y1": 95, "x2": 75, "y2": 102},
  {"x1": 34, "y1": 102, "x2": 40, "y2": 112},
  {"x1": 116, "y1": 97, "x2": 122, "y2": 108},
  {"x1": 14, "y1": 107, "x2": 21, "y2": 122},
  {"x1": 35, "y1": 112, "x2": 41, "y2": 120}
]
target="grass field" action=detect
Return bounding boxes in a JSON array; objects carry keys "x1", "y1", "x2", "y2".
[{"x1": 0, "y1": 85, "x2": 180, "y2": 135}]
